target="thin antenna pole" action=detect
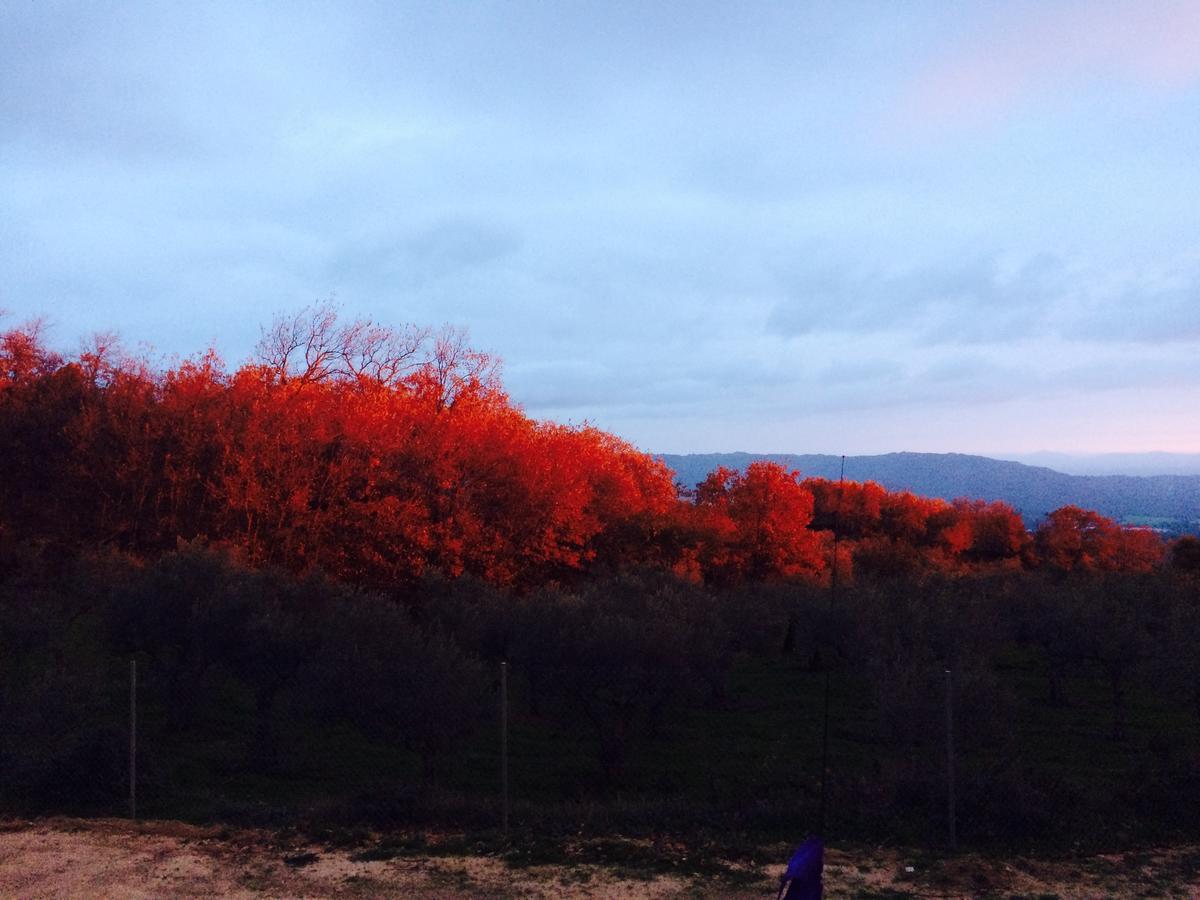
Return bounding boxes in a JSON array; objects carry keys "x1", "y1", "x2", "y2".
[{"x1": 818, "y1": 455, "x2": 846, "y2": 834}]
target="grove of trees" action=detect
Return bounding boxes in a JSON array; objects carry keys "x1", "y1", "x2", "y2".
[
  {"x1": 2, "y1": 306, "x2": 1198, "y2": 848},
  {"x1": 1, "y1": 307, "x2": 1182, "y2": 590}
]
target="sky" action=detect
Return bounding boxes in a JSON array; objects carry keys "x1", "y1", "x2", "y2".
[{"x1": 3, "y1": 0, "x2": 1200, "y2": 456}]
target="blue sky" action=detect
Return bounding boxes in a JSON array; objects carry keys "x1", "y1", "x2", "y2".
[{"x1": 3, "y1": 1, "x2": 1199, "y2": 455}]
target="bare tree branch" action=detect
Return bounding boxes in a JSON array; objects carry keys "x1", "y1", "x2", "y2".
[{"x1": 254, "y1": 304, "x2": 492, "y2": 397}]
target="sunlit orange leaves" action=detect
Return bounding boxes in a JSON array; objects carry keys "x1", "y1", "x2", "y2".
[{"x1": 0, "y1": 308, "x2": 1172, "y2": 592}]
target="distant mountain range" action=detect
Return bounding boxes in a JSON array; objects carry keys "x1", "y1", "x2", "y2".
[
  {"x1": 1004, "y1": 452, "x2": 1200, "y2": 477},
  {"x1": 657, "y1": 452, "x2": 1200, "y2": 531}
]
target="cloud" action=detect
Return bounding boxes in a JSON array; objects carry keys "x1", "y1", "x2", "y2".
[
  {"x1": 2, "y1": 2, "x2": 1199, "y2": 454},
  {"x1": 1070, "y1": 268, "x2": 1200, "y2": 343},
  {"x1": 510, "y1": 344, "x2": 811, "y2": 420},
  {"x1": 767, "y1": 251, "x2": 1200, "y2": 347},
  {"x1": 767, "y1": 253, "x2": 1064, "y2": 342},
  {"x1": 326, "y1": 220, "x2": 522, "y2": 292},
  {"x1": 897, "y1": 0, "x2": 1200, "y2": 130},
  {"x1": 815, "y1": 359, "x2": 906, "y2": 386}
]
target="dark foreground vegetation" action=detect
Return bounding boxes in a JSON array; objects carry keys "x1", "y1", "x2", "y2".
[
  {"x1": 4, "y1": 547, "x2": 1200, "y2": 852},
  {"x1": 3, "y1": 308, "x2": 1200, "y2": 853}
]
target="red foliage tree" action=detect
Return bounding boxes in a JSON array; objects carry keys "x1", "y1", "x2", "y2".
[
  {"x1": 1033, "y1": 505, "x2": 1161, "y2": 572},
  {"x1": 693, "y1": 462, "x2": 826, "y2": 584},
  {"x1": 0, "y1": 308, "x2": 1172, "y2": 591}
]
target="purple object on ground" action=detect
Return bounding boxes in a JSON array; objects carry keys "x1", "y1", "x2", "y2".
[{"x1": 777, "y1": 836, "x2": 823, "y2": 900}]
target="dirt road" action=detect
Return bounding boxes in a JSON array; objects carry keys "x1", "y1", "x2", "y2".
[{"x1": 2, "y1": 818, "x2": 1198, "y2": 897}]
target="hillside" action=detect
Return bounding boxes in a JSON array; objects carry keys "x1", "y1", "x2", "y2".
[{"x1": 659, "y1": 451, "x2": 1200, "y2": 529}]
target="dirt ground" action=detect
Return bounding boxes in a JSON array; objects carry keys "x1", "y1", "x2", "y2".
[{"x1": 2, "y1": 817, "x2": 1198, "y2": 898}]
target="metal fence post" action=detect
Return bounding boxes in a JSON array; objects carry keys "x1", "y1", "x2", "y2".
[
  {"x1": 500, "y1": 660, "x2": 509, "y2": 837},
  {"x1": 129, "y1": 659, "x2": 137, "y2": 821},
  {"x1": 945, "y1": 667, "x2": 956, "y2": 850}
]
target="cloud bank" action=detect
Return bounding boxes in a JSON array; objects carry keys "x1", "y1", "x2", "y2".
[{"x1": 2, "y1": 1, "x2": 1199, "y2": 455}]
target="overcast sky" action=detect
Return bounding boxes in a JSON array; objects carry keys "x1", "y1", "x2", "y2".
[{"x1": 3, "y1": 1, "x2": 1199, "y2": 455}]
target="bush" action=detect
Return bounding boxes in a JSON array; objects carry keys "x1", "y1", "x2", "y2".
[
  {"x1": 508, "y1": 572, "x2": 735, "y2": 781},
  {"x1": 306, "y1": 591, "x2": 488, "y2": 779}
]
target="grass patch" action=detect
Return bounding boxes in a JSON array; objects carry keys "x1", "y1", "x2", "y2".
[{"x1": 18, "y1": 647, "x2": 1198, "y2": 854}]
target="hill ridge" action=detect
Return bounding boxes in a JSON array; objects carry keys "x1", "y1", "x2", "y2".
[{"x1": 657, "y1": 451, "x2": 1200, "y2": 530}]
